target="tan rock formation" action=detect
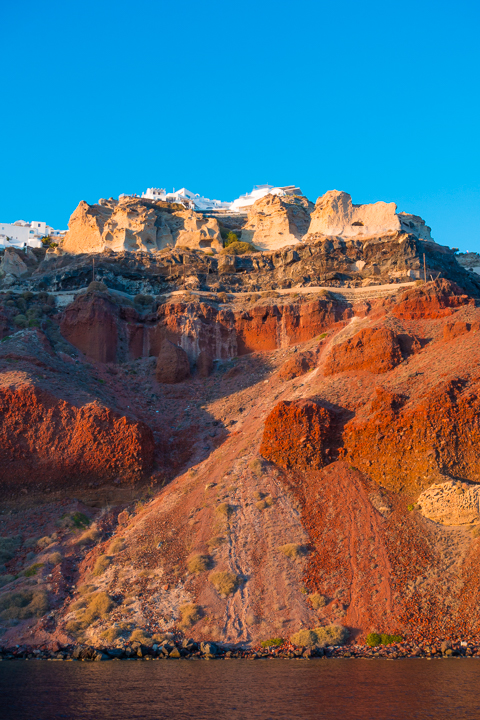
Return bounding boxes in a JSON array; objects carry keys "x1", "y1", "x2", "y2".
[
  {"x1": 241, "y1": 194, "x2": 313, "y2": 251},
  {"x1": 172, "y1": 210, "x2": 223, "y2": 253},
  {"x1": 306, "y1": 190, "x2": 433, "y2": 241},
  {"x1": 0, "y1": 249, "x2": 29, "y2": 278},
  {"x1": 417, "y1": 480, "x2": 480, "y2": 525},
  {"x1": 62, "y1": 197, "x2": 222, "y2": 255}
]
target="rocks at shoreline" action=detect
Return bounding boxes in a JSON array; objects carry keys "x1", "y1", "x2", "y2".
[{"x1": 1, "y1": 639, "x2": 479, "y2": 661}]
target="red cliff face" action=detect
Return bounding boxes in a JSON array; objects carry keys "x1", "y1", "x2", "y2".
[
  {"x1": 0, "y1": 384, "x2": 154, "y2": 496},
  {"x1": 324, "y1": 326, "x2": 404, "y2": 375},
  {"x1": 260, "y1": 400, "x2": 338, "y2": 470},
  {"x1": 59, "y1": 294, "x2": 348, "y2": 366},
  {"x1": 60, "y1": 293, "x2": 118, "y2": 363},
  {"x1": 392, "y1": 279, "x2": 472, "y2": 320}
]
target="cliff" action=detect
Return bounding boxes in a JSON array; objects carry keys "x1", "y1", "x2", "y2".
[
  {"x1": 1, "y1": 186, "x2": 480, "y2": 656},
  {"x1": 62, "y1": 196, "x2": 223, "y2": 254}
]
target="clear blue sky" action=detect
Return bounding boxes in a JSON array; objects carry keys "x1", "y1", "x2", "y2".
[{"x1": 1, "y1": 0, "x2": 479, "y2": 251}]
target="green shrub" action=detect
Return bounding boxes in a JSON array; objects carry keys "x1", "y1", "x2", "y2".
[
  {"x1": 134, "y1": 294, "x2": 154, "y2": 306},
  {"x1": 261, "y1": 637, "x2": 283, "y2": 648},
  {"x1": 13, "y1": 314, "x2": 27, "y2": 328},
  {"x1": 366, "y1": 632, "x2": 403, "y2": 647},
  {"x1": 26, "y1": 306, "x2": 42, "y2": 320},
  {"x1": 0, "y1": 575, "x2": 15, "y2": 589},
  {"x1": 224, "y1": 231, "x2": 239, "y2": 247},
  {"x1": 187, "y1": 554, "x2": 213, "y2": 573},
  {"x1": 219, "y1": 242, "x2": 257, "y2": 255},
  {"x1": 0, "y1": 536, "x2": 22, "y2": 564},
  {"x1": 407, "y1": 504, "x2": 415, "y2": 512},
  {"x1": 71, "y1": 512, "x2": 91, "y2": 528},
  {"x1": 22, "y1": 291, "x2": 34, "y2": 301},
  {"x1": 0, "y1": 589, "x2": 48, "y2": 620},
  {"x1": 24, "y1": 562, "x2": 44, "y2": 577},
  {"x1": 87, "y1": 281, "x2": 108, "y2": 293},
  {"x1": 209, "y1": 570, "x2": 239, "y2": 596}
]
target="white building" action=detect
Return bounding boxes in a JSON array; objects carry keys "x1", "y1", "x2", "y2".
[
  {"x1": 141, "y1": 187, "x2": 231, "y2": 211},
  {"x1": 0, "y1": 220, "x2": 66, "y2": 250},
  {"x1": 230, "y1": 185, "x2": 302, "y2": 212}
]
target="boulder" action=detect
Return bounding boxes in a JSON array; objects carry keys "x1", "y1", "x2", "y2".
[
  {"x1": 260, "y1": 399, "x2": 337, "y2": 470},
  {"x1": 306, "y1": 190, "x2": 433, "y2": 241},
  {"x1": 241, "y1": 194, "x2": 313, "y2": 251},
  {"x1": 323, "y1": 327, "x2": 404, "y2": 375},
  {"x1": 155, "y1": 341, "x2": 190, "y2": 384},
  {"x1": 1, "y1": 249, "x2": 29, "y2": 278}
]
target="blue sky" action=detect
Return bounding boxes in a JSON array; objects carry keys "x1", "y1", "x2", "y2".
[{"x1": 1, "y1": 0, "x2": 479, "y2": 251}]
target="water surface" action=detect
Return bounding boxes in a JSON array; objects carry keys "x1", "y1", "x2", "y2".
[{"x1": 1, "y1": 659, "x2": 479, "y2": 720}]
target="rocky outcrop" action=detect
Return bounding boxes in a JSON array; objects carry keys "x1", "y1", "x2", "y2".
[
  {"x1": 0, "y1": 384, "x2": 154, "y2": 495},
  {"x1": 241, "y1": 194, "x2": 313, "y2": 251},
  {"x1": 62, "y1": 197, "x2": 223, "y2": 255},
  {"x1": 155, "y1": 341, "x2": 190, "y2": 384},
  {"x1": 60, "y1": 292, "x2": 118, "y2": 363},
  {"x1": 323, "y1": 326, "x2": 404, "y2": 375},
  {"x1": 417, "y1": 480, "x2": 480, "y2": 525},
  {"x1": 343, "y1": 379, "x2": 480, "y2": 494},
  {"x1": 260, "y1": 400, "x2": 338, "y2": 470},
  {"x1": 0, "y1": 249, "x2": 29, "y2": 278},
  {"x1": 392, "y1": 279, "x2": 472, "y2": 319},
  {"x1": 306, "y1": 190, "x2": 433, "y2": 241}
]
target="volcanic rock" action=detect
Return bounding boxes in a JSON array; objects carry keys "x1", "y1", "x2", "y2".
[
  {"x1": 241, "y1": 194, "x2": 313, "y2": 251},
  {"x1": 324, "y1": 326, "x2": 404, "y2": 375},
  {"x1": 0, "y1": 384, "x2": 154, "y2": 495},
  {"x1": 155, "y1": 341, "x2": 191, "y2": 383},
  {"x1": 417, "y1": 480, "x2": 480, "y2": 525},
  {"x1": 306, "y1": 190, "x2": 433, "y2": 241},
  {"x1": 62, "y1": 197, "x2": 223, "y2": 255},
  {"x1": 260, "y1": 399, "x2": 337, "y2": 470}
]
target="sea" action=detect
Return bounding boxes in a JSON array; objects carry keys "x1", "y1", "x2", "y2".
[{"x1": 1, "y1": 658, "x2": 479, "y2": 720}]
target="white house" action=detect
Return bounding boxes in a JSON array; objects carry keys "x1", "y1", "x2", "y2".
[
  {"x1": 0, "y1": 220, "x2": 66, "y2": 250},
  {"x1": 230, "y1": 185, "x2": 302, "y2": 212},
  {"x1": 141, "y1": 187, "x2": 231, "y2": 211}
]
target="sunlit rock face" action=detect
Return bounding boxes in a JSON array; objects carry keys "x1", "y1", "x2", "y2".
[{"x1": 306, "y1": 190, "x2": 433, "y2": 241}]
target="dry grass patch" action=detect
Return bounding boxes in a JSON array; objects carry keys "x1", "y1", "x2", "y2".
[
  {"x1": 75, "y1": 525, "x2": 100, "y2": 546},
  {"x1": 256, "y1": 496, "x2": 274, "y2": 511},
  {"x1": 290, "y1": 624, "x2": 348, "y2": 648},
  {"x1": 47, "y1": 552, "x2": 62, "y2": 566},
  {"x1": 178, "y1": 603, "x2": 203, "y2": 629},
  {"x1": 100, "y1": 627, "x2": 122, "y2": 643},
  {"x1": 129, "y1": 628, "x2": 152, "y2": 645},
  {"x1": 216, "y1": 503, "x2": 233, "y2": 518},
  {"x1": 249, "y1": 458, "x2": 264, "y2": 476},
  {"x1": 108, "y1": 537, "x2": 125, "y2": 554},
  {"x1": 207, "y1": 535, "x2": 226, "y2": 549},
  {"x1": 69, "y1": 591, "x2": 115, "y2": 635},
  {"x1": 309, "y1": 593, "x2": 327, "y2": 610},
  {"x1": 187, "y1": 554, "x2": 213, "y2": 573},
  {"x1": 279, "y1": 543, "x2": 306, "y2": 560},
  {"x1": 92, "y1": 554, "x2": 112, "y2": 576},
  {"x1": 209, "y1": 570, "x2": 239, "y2": 596}
]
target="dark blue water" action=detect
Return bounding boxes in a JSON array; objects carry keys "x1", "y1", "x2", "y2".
[{"x1": 1, "y1": 659, "x2": 480, "y2": 720}]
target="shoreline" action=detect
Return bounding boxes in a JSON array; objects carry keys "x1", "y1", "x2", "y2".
[{"x1": 0, "y1": 639, "x2": 477, "y2": 662}]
